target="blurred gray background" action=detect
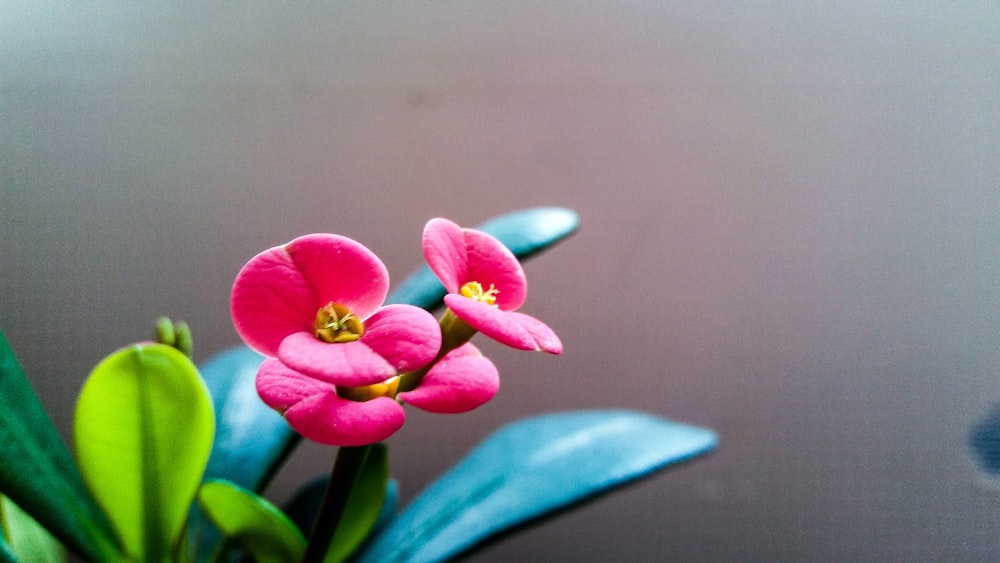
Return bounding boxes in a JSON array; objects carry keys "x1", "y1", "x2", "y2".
[{"x1": 3, "y1": 3, "x2": 1000, "y2": 561}]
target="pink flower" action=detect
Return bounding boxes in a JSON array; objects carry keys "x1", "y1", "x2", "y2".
[
  {"x1": 231, "y1": 233, "x2": 442, "y2": 445},
  {"x1": 257, "y1": 343, "x2": 500, "y2": 445},
  {"x1": 422, "y1": 218, "x2": 562, "y2": 354}
]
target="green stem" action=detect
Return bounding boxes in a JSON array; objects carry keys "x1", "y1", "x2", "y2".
[
  {"x1": 398, "y1": 308, "x2": 477, "y2": 393},
  {"x1": 302, "y1": 445, "x2": 372, "y2": 563}
]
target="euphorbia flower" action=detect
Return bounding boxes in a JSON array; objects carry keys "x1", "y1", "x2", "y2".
[
  {"x1": 422, "y1": 218, "x2": 562, "y2": 354},
  {"x1": 256, "y1": 342, "x2": 500, "y2": 445},
  {"x1": 231, "y1": 233, "x2": 442, "y2": 445}
]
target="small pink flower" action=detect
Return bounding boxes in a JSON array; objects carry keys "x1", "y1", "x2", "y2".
[
  {"x1": 422, "y1": 218, "x2": 562, "y2": 354},
  {"x1": 231, "y1": 233, "x2": 442, "y2": 445}
]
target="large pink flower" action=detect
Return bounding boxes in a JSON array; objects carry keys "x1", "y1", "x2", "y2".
[
  {"x1": 231, "y1": 233, "x2": 442, "y2": 445},
  {"x1": 256, "y1": 343, "x2": 500, "y2": 445},
  {"x1": 422, "y1": 218, "x2": 562, "y2": 354}
]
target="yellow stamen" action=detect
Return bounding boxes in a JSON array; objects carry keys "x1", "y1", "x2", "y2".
[
  {"x1": 314, "y1": 302, "x2": 364, "y2": 343},
  {"x1": 460, "y1": 281, "x2": 499, "y2": 306}
]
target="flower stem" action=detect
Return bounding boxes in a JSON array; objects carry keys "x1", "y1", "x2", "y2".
[
  {"x1": 302, "y1": 445, "x2": 372, "y2": 563},
  {"x1": 398, "y1": 308, "x2": 477, "y2": 393}
]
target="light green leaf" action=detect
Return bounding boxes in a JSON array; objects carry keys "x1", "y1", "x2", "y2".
[
  {"x1": 1, "y1": 495, "x2": 65, "y2": 562},
  {"x1": 197, "y1": 480, "x2": 305, "y2": 563},
  {"x1": 324, "y1": 443, "x2": 390, "y2": 563},
  {"x1": 74, "y1": 343, "x2": 214, "y2": 562},
  {"x1": 0, "y1": 328, "x2": 121, "y2": 562}
]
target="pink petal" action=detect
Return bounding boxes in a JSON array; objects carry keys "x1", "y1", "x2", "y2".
[
  {"x1": 444, "y1": 295, "x2": 539, "y2": 351},
  {"x1": 422, "y1": 218, "x2": 467, "y2": 293},
  {"x1": 231, "y1": 245, "x2": 318, "y2": 356},
  {"x1": 360, "y1": 304, "x2": 442, "y2": 372},
  {"x1": 461, "y1": 228, "x2": 527, "y2": 310},
  {"x1": 423, "y1": 219, "x2": 527, "y2": 310},
  {"x1": 284, "y1": 234, "x2": 389, "y2": 319},
  {"x1": 507, "y1": 311, "x2": 563, "y2": 354},
  {"x1": 231, "y1": 234, "x2": 389, "y2": 357},
  {"x1": 278, "y1": 331, "x2": 396, "y2": 387},
  {"x1": 398, "y1": 344, "x2": 499, "y2": 413},
  {"x1": 285, "y1": 394, "x2": 405, "y2": 446},
  {"x1": 255, "y1": 358, "x2": 331, "y2": 412}
]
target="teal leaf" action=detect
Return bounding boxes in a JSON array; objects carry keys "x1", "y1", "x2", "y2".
[
  {"x1": 1, "y1": 495, "x2": 65, "y2": 562},
  {"x1": 74, "y1": 343, "x2": 214, "y2": 562},
  {"x1": 187, "y1": 346, "x2": 297, "y2": 561},
  {"x1": 386, "y1": 207, "x2": 580, "y2": 309},
  {"x1": 0, "y1": 329, "x2": 121, "y2": 562},
  {"x1": 354, "y1": 410, "x2": 717, "y2": 563},
  {"x1": 197, "y1": 480, "x2": 305, "y2": 563},
  {"x1": 200, "y1": 346, "x2": 296, "y2": 492}
]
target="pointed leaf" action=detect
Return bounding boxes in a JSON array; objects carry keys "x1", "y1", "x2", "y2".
[
  {"x1": 283, "y1": 477, "x2": 399, "y2": 556},
  {"x1": 198, "y1": 480, "x2": 305, "y2": 563},
  {"x1": 386, "y1": 207, "x2": 580, "y2": 309},
  {"x1": 0, "y1": 329, "x2": 121, "y2": 562},
  {"x1": 74, "y1": 343, "x2": 214, "y2": 562},
  {"x1": 324, "y1": 443, "x2": 390, "y2": 563},
  {"x1": 1, "y1": 495, "x2": 65, "y2": 562},
  {"x1": 354, "y1": 410, "x2": 717, "y2": 563}
]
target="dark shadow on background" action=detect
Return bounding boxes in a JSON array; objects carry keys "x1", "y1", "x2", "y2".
[{"x1": 970, "y1": 406, "x2": 1000, "y2": 477}]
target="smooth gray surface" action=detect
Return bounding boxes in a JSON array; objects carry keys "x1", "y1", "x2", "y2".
[{"x1": 3, "y1": 4, "x2": 1000, "y2": 561}]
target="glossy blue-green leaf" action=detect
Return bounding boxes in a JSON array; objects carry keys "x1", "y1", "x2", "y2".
[
  {"x1": 74, "y1": 343, "x2": 214, "y2": 562},
  {"x1": 0, "y1": 329, "x2": 122, "y2": 562},
  {"x1": 1, "y1": 495, "x2": 65, "y2": 562},
  {"x1": 197, "y1": 480, "x2": 305, "y2": 563},
  {"x1": 199, "y1": 346, "x2": 296, "y2": 492},
  {"x1": 187, "y1": 346, "x2": 297, "y2": 561},
  {"x1": 386, "y1": 207, "x2": 580, "y2": 309},
  {"x1": 354, "y1": 410, "x2": 717, "y2": 563}
]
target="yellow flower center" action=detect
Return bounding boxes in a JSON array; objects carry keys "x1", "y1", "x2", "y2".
[
  {"x1": 338, "y1": 376, "x2": 400, "y2": 402},
  {"x1": 314, "y1": 302, "x2": 364, "y2": 343},
  {"x1": 460, "y1": 281, "x2": 499, "y2": 306}
]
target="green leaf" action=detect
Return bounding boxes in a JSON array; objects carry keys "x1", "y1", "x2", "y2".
[
  {"x1": 74, "y1": 343, "x2": 214, "y2": 562},
  {"x1": 324, "y1": 443, "x2": 390, "y2": 563},
  {"x1": 197, "y1": 480, "x2": 305, "y2": 563},
  {"x1": 283, "y1": 477, "x2": 398, "y2": 557},
  {"x1": 0, "y1": 329, "x2": 121, "y2": 562},
  {"x1": 354, "y1": 410, "x2": 717, "y2": 563},
  {"x1": 1, "y1": 495, "x2": 65, "y2": 562},
  {"x1": 386, "y1": 207, "x2": 580, "y2": 309}
]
